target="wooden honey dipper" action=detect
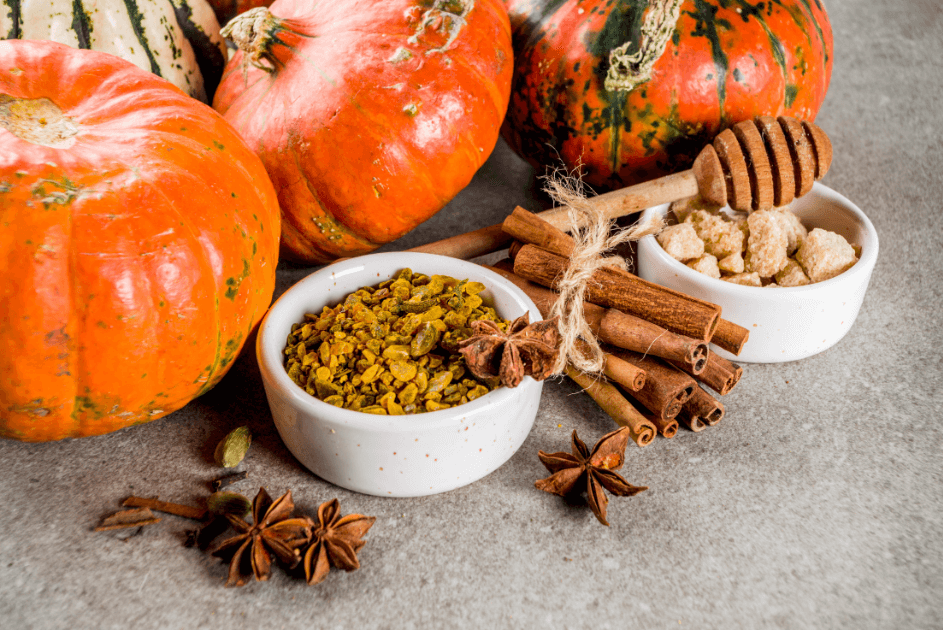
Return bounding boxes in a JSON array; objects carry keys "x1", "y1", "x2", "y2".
[
  {"x1": 695, "y1": 115, "x2": 832, "y2": 211},
  {"x1": 408, "y1": 116, "x2": 832, "y2": 260}
]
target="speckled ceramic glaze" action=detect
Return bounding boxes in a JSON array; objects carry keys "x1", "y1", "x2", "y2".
[
  {"x1": 637, "y1": 183, "x2": 879, "y2": 363},
  {"x1": 257, "y1": 252, "x2": 544, "y2": 497}
]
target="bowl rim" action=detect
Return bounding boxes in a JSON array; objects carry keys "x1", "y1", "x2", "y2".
[
  {"x1": 637, "y1": 182, "x2": 880, "y2": 295},
  {"x1": 256, "y1": 251, "x2": 543, "y2": 434}
]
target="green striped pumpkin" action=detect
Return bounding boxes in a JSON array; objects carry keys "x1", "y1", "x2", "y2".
[
  {"x1": 1, "y1": 0, "x2": 227, "y2": 103},
  {"x1": 502, "y1": 0, "x2": 833, "y2": 190}
]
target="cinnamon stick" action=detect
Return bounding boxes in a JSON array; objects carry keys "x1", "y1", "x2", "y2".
[
  {"x1": 679, "y1": 386, "x2": 726, "y2": 427},
  {"x1": 676, "y1": 412, "x2": 707, "y2": 433},
  {"x1": 711, "y1": 318, "x2": 750, "y2": 356},
  {"x1": 407, "y1": 223, "x2": 512, "y2": 260},
  {"x1": 602, "y1": 352, "x2": 646, "y2": 392},
  {"x1": 508, "y1": 240, "x2": 523, "y2": 260},
  {"x1": 488, "y1": 263, "x2": 708, "y2": 373},
  {"x1": 575, "y1": 340, "x2": 646, "y2": 392},
  {"x1": 122, "y1": 496, "x2": 208, "y2": 521},
  {"x1": 599, "y1": 310, "x2": 708, "y2": 373},
  {"x1": 627, "y1": 398, "x2": 679, "y2": 439},
  {"x1": 672, "y1": 352, "x2": 743, "y2": 396},
  {"x1": 512, "y1": 243, "x2": 721, "y2": 341},
  {"x1": 565, "y1": 365, "x2": 656, "y2": 447},
  {"x1": 95, "y1": 507, "x2": 161, "y2": 531},
  {"x1": 503, "y1": 206, "x2": 643, "y2": 287},
  {"x1": 653, "y1": 416, "x2": 678, "y2": 438},
  {"x1": 502, "y1": 206, "x2": 576, "y2": 258},
  {"x1": 606, "y1": 348, "x2": 697, "y2": 420}
]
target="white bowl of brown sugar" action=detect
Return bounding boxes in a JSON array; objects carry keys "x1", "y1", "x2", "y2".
[
  {"x1": 256, "y1": 252, "x2": 545, "y2": 497},
  {"x1": 636, "y1": 182, "x2": 879, "y2": 363}
]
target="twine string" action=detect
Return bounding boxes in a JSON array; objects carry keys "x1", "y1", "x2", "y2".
[{"x1": 543, "y1": 170, "x2": 662, "y2": 375}]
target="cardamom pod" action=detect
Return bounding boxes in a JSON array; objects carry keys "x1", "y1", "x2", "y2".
[
  {"x1": 214, "y1": 426, "x2": 251, "y2": 468},
  {"x1": 206, "y1": 491, "x2": 252, "y2": 518}
]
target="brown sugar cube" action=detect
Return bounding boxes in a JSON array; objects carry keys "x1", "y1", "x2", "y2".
[
  {"x1": 683, "y1": 208, "x2": 719, "y2": 227},
  {"x1": 745, "y1": 210, "x2": 789, "y2": 277},
  {"x1": 718, "y1": 252, "x2": 745, "y2": 274},
  {"x1": 687, "y1": 254, "x2": 721, "y2": 278},
  {"x1": 669, "y1": 195, "x2": 722, "y2": 223},
  {"x1": 685, "y1": 210, "x2": 744, "y2": 258},
  {"x1": 707, "y1": 222, "x2": 746, "y2": 259},
  {"x1": 775, "y1": 259, "x2": 811, "y2": 287},
  {"x1": 657, "y1": 223, "x2": 704, "y2": 261},
  {"x1": 723, "y1": 272, "x2": 763, "y2": 287},
  {"x1": 735, "y1": 216, "x2": 750, "y2": 243},
  {"x1": 771, "y1": 207, "x2": 808, "y2": 255},
  {"x1": 796, "y1": 228, "x2": 858, "y2": 282}
]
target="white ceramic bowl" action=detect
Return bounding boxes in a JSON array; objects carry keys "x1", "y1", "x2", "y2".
[
  {"x1": 636, "y1": 183, "x2": 879, "y2": 363},
  {"x1": 256, "y1": 252, "x2": 544, "y2": 497}
]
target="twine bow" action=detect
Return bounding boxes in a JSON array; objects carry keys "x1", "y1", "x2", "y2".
[{"x1": 543, "y1": 172, "x2": 662, "y2": 375}]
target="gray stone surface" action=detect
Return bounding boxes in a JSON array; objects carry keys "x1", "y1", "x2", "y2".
[{"x1": 1, "y1": 1, "x2": 941, "y2": 628}]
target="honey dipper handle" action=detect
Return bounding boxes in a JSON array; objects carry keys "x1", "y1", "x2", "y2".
[
  {"x1": 538, "y1": 144, "x2": 730, "y2": 229},
  {"x1": 536, "y1": 169, "x2": 700, "y2": 231},
  {"x1": 408, "y1": 170, "x2": 700, "y2": 259}
]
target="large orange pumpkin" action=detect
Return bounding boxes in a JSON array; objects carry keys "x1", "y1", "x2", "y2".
[
  {"x1": 0, "y1": 40, "x2": 281, "y2": 442},
  {"x1": 501, "y1": 0, "x2": 833, "y2": 190},
  {"x1": 212, "y1": 0, "x2": 513, "y2": 264}
]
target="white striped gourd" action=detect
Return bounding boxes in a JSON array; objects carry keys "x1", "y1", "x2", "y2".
[{"x1": 1, "y1": 0, "x2": 227, "y2": 103}]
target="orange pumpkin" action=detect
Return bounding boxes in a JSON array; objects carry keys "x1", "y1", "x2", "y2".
[
  {"x1": 0, "y1": 40, "x2": 281, "y2": 442},
  {"x1": 212, "y1": 0, "x2": 513, "y2": 264},
  {"x1": 501, "y1": 0, "x2": 833, "y2": 190}
]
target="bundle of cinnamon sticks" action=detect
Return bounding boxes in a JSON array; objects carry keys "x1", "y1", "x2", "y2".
[{"x1": 487, "y1": 206, "x2": 748, "y2": 447}]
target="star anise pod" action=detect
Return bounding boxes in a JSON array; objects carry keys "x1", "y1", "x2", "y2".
[
  {"x1": 302, "y1": 498, "x2": 376, "y2": 586},
  {"x1": 458, "y1": 313, "x2": 561, "y2": 387},
  {"x1": 535, "y1": 428, "x2": 648, "y2": 526},
  {"x1": 212, "y1": 488, "x2": 312, "y2": 587}
]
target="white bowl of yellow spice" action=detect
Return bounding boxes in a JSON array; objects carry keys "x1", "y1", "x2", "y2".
[
  {"x1": 256, "y1": 252, "x2": 545, "y2": 497},
  {"x1": 637, "y1": 183, "x2": 879, "y2": 363}
]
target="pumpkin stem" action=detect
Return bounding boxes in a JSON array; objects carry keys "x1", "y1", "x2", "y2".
[
  {"x1": 0, "y1": 94, "x2": 79, "y2": 148},
  {"x1": 604, "y1": 0, "x2": 682, "y2": 93},
  {"x1": 406, "y1": 0, "x2": 475, "y2": 56},
  {"x1": 221, "y1": 7, "x2": 284, "y2": 75}
]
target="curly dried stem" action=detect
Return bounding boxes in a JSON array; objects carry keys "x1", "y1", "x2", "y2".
[
  {"x1": 222, "y1": 7, "x2": 283, "y2": 75},
  {"x1": 605, "y1": 0, "x2": 683, "y2": 93}
]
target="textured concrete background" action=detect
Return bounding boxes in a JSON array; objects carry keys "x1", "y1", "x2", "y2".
[{"x1": 1, "y1": 1, "x2": 941, "y2": 628}]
